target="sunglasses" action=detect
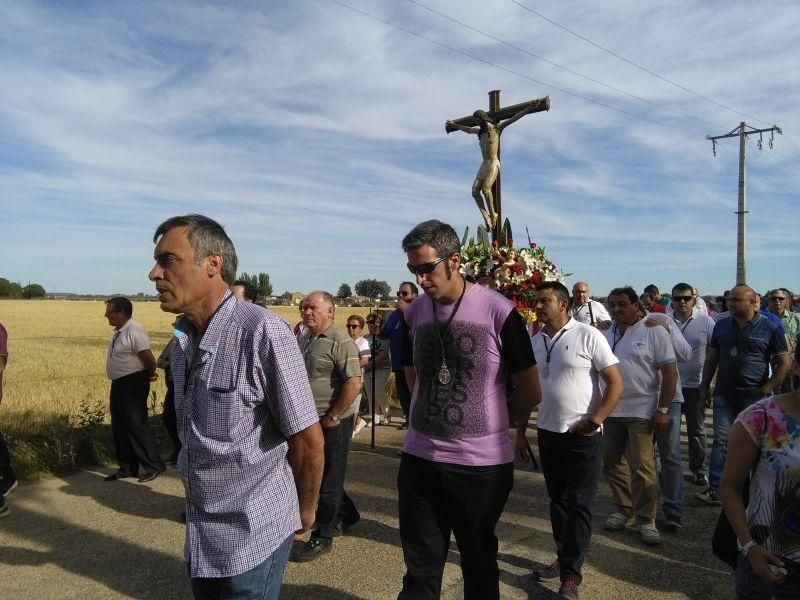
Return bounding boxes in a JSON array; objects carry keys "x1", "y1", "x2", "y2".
[
  {"x1": 672, "y1": 296, "x2": 693, "y2": 302},
  {"x1": 771, "y1": 297, "x2": 787, "y2": 301},
  {"x1": 407, "y1": 256, "x2": 446, "y2": 275},
  {"x1": 346, "y1": 324, "x2": 361, "y2": 329},
  {"x1": 366, "y1": 320, "x2": 377, "y2": 325}
]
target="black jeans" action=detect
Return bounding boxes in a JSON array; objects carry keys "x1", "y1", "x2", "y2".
[
  {"x1": 0, "y1": 431, "x2": 14, "y2": 479},
  {"x1": 109, "y1": 371, "x2": 165, "y2": 476},
  {"x1": 314, "y1": 417, "x2": 355, "y2": 539},
  {"x1": 681, "y1": 387, "x2": 707, "y2": 476},
  {"x1": 537, "y1": 428, "x2": 603, "y2": 586},
  {"x1": 394, "y1": 369, "x2": 412, "y2": 419},
  {"x1": 397, "y1": 453, "x2": 514, "y2": 600},
  {"x1": 161, "y1": 379, "x2": 181, "y2": 457}
]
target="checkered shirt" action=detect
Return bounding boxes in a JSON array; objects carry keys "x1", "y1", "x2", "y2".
[{"x1": 170, "y1": 292, "x2": 319, "y2": 578}]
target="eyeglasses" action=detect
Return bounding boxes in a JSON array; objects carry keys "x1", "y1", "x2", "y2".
[
  {"x1": 407, "y1": 256, "x2": 446, "y2": 275},
  {"x1": 672, "y1": 296, "x2": 693, "y2": 302},
  {"x1": 346, "y1": 324, "x2": 361, "y2": 329},
  {"x1": 771, "y1": 297, "x2": 787, "y2": 301},
  {"x1": 397, "y1": 291, "x2": 411, "y2": 297}
]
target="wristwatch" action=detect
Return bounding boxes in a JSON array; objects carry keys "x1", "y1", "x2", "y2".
[
  {"x1": 328, "y1": 413, "x2": 340, "y2": 422},
  {"x1": 588, "y1": 418, "x2": 602, "y2": 431},
  {"x1": 655, "y1": 406, "x2": 669, "y2": 415}
]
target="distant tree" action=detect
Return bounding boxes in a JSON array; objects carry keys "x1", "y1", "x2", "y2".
[
  {"x1": 355, "y1": 279, "x2": 391, "y2": 300},
  {"x1": 0, "y1": 278, "x2": 24, "y2": 298},
  {"x1": 22, "y1": 283, "x2": 47, "y2": 299},
  {"x1": 236, "y1": 272, "x2": 272, "y2": 300},
  {"x1": 336, "y1": 283, "x2": 352, "y2": 298},
  {"x1": 256, "y1": 272, "x2": 273, "y2": 298}
]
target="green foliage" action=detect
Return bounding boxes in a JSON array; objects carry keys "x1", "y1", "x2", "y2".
[
  {"x1": 22, "y1": 283, "x2": 47, "y2": 298},
  {"x1": 336, "y1": 283, "x2": 352, "y2": 298},
  {"x1": 236, "y1": 271, "x2": 273, "y2": 300},
  {"x1": 354, "y1": 279, "x2": 391, "y2": 300},
  {"x1": 0, "y1": 277, "x2": 24, "y2": 298}
]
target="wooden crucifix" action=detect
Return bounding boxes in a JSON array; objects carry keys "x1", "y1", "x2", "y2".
[{"x1": 446, "y1": 90, "x2": 550, "y2": 242}]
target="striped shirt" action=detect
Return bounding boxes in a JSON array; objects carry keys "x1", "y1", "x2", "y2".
[
  {"x1": 298, "y1": 325, "x2": 361, "y2": 418},
  {"x1": 171, "y1": 292, "x2": 319, "y2": 578}
]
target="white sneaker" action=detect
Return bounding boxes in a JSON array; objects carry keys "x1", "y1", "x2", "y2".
[
  {"x1": 603, "y1": 512, "x2": 629, "y2": 531},
  {"x1": 640, "y1": 523, "x2": 662, "y2": 545},
  {"x1": 352, "y1": 418, "x2": 366, "y2": 438}
]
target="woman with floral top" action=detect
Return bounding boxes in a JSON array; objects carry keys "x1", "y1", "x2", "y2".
[{"x1": 720, "y1": 359, "x2": 800, "y2": 599}]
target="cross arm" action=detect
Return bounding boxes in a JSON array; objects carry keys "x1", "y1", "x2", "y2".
[{"x1": 445, "y1": 96, "x2": 549, "y2": 133}]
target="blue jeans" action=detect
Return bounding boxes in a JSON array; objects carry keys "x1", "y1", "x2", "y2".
[
  {"x1": 654, "y1": 401, "x2": 684, "y2": 518},
  {"x1": 190, "y1": 534, "x2": 293, "y2": 600},
  {"x1": 709, "y1": 395, "x2": 759, "y2": 492},
  {"x1": 315, "y1": 417, "x2": 354, "y2": 539}
]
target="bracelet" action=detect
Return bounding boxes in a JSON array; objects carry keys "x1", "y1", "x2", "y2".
[{"x1": 740, "y1": 540, "x2": 757, "y2": 557}]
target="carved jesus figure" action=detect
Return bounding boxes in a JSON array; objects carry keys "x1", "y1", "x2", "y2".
[{"x1": 446, "y1": 102, "x2": 534, "y2": 230}]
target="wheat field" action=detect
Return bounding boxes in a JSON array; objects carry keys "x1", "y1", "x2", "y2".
[{"x1": 0, "y1": 299, "x2": 376, "y2": 430}]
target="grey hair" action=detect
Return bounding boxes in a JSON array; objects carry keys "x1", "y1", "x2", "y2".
[
  {"x1": 153, "y1": 214, "x2": 238, "y2": 285},
  {"x1": 402, "y1": 220, "x2": 461, "y2": 259},
  {"x1": 306, "y1": 290, "x2": 335, "y2": 309}
]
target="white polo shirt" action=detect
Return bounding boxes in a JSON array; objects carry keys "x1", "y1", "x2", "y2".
[
  {"x1": 569, "y1": 299, "x2": 611, "y2": 326},
  {"x1": 603, "y1": 319, "x2": 676, "y2": 419},
  {"x1": 532, "y1": 318, "x2": 618, "y2": 433},
  {"x1": 670, "y1": 311, "x2": 716, "y2": 388},
  {"x1": 106, "y1": 318, "x2": 151, "y2": 380},
  {"x1": 645, "y1": 311, "x2": 691, "y2": 404}
]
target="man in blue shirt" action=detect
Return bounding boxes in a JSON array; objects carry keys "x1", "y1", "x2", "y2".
[
  {"x1": 380, "y1": 282, "x2": 418, "y2": 424},
  {"x1": 149, "y1": 214, "x2": 324, "y2": 599},
  {"x1": 696, "y1": 284, "x2": 790, "y2": 505}
]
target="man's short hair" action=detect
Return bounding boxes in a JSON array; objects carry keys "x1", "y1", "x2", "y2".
[
  {"x1": 537, "y1": 281, "x2": 570, "y2": 302},
  {"x1": 153, "y1": 214, "x2": 238, "y2": 285},
  {"x1": 402, "y1": 220, "x2": 461, "y2": 259},
  {"x1": 232, "y1": 280, "x2": 258, "y2": 302},
  {"x1": 643, "y1": 284, "x2": 660, "y2": 295},
  {"x1": 399, "y1": 281, "x2": 419, "y2": 296},
  {"x1": 609, "y1": 287, "x2": 639, "y2": 305},
  {"x1": 306, "y1": 290, "x2": 335, "y2": 309},
  {"x1": 671, "y1": 282, "x2": 694, "y2": 295},
  {"x1": 106, "y1": 296, "x2": 133, "y2": 317}
]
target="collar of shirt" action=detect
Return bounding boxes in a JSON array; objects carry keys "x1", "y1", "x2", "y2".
[{"x1": 540, "y1": 317, "x2": 576, "y2": 339}]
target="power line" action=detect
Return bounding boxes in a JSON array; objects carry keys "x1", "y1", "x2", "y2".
[
  {"x1": 407, "y1": 0, "x2": 725, "y2": 130},
  {"x1": 509, "y1": 0, "x2": 770, "y2": 126},
  {"x1": 326, "y1": 0, "x2": 705, "y2": 137}
]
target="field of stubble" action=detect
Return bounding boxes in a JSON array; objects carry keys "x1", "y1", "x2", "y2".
[{"x1": 0, "y1": 299, "x2": 374, "y2": 478}]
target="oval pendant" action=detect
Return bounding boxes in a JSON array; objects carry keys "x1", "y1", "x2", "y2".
[
  {"x1": 438, "y1": 365, "x2": 452, "y2": 385},
  {"x1": 541, "y1": 364, "x2": 550, "y2": 379}
]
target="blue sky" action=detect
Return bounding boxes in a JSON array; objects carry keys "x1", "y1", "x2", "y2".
[{"x1": 1, "y1": 0, "x2": 798, "y2": 298}]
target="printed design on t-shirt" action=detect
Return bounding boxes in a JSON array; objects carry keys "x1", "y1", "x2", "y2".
[
  {"x1": 411, "y1": 320, "x2": 489, "y2": 438},
  {"x1": 749, "y1": 469, "x2": 800, "y2": 561}
]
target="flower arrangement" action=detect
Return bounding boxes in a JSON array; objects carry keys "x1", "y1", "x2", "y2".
[{"x1": 459, "y1": 221, "x2": 566, "y2": 315}]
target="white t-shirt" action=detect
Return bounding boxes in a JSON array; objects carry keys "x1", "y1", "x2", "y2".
[
  {"x1": 670, "y1": 311, "x2": 716, "y2": 388},
  {"x1": 106, "y1": 318, "x2": 151, "y2": 380},
  {"x1": 532, "y1": 318, "x2": 618, "y2": 433},
  {"x1": 603, "y1": 319, "x2": 676, "y2": 419},
  {"x1": 645, "y1": 312, "x2": 691, "y2": 403},
  {"x1": 569, "y1": 299, "x2": 611, "y2": 326}
]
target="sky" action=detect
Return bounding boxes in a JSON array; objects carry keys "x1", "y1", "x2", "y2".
[{"x1": 1, "y1": 0, "x2": 798, "y2": 298}]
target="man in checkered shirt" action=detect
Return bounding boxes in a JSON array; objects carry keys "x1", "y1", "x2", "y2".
[{"x1": 149, "y1": 214, "x2": 324, "y2": 599}]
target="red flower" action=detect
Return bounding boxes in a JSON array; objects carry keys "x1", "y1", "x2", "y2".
[
  {"x1": 492, "y1": 240, "x2": 499, "y2": 247},
  {"x1": 530, "y1": 243, "x2": 537, "y2": 249}
]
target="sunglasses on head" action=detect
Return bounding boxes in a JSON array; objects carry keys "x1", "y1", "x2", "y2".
[
  {"x1": 407, "y1": 256, "x2": 446, "y2": 275},
  {"x1": 672, "y1": 295, "x2": 694, "y2": 302}
]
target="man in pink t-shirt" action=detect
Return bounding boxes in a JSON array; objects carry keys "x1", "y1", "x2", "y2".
[
  {"x1": 398, "y1": 220, "x2": 541, "y2": 600},
  {"x1": 0, "y1": 322, "x2": 18, "y2": 503}
]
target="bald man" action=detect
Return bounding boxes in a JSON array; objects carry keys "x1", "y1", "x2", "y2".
[
  {"x1": 696, "y1": 284, "x2": 790, "y2": 505},
  {"x1": 569, "y1": 282, "x2": 611, "y2": 328}
]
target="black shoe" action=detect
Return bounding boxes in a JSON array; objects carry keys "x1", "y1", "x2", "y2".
[
  {"x1": 0, "y1": 477, "x2": 18, "y2": 497},
  {"x1": 557, "y1": 579, "x2": 579, "y2": 600},
  {"x1": 532, "y1": 558, "x2": 560, "y2": 581},
  {"x1": 105, "y1": 471, "x2": 135, "y2": 481},
  {"x1": 291, "y1": 537, "x2": 332, "y2": 562},
  {"x1": 138, "y1": 471, "x2": 160, "y2": 483},
  {"x1": 693, "y1": 473, "x2": 709, "y2": 487},
  {"x1": 662, "y1": 515, "x2": 682, "y2": 532}
]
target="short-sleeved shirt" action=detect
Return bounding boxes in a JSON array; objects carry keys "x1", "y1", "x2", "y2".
[
  {"x1": 532, "y1": 318, "x2": 618, "y2": 433},
  {"x1": 105, "y1": 318, "x2": 151, "y2": 380},
  {"x1": 569, "y1": 299, "x2": 610, "y2": 326},
  {"x1": 382, "y1": 310, "x2": 409, "y2": 371},
  {"x1": 711, "y1": 314, "x2": 788, "y2": 400},
  {"x1": 299, "y1": 325, "x2": 362, "y2": 418},
  {"x1": 170, "y1": 292, "x2": 319, "y2": 578},
  {"x1": 603, "y1": 319, "x2": 676, "y2": 419},
  {"x1": 366, "y1": 334, "x2": 391, "y2": 371},
  {"x1": 671, "y1": 311, "x2": 716, "y2": 388},
  {"x1": 401, "y1": 284, "x2": 535, "y2": 466},
  {"x1": 736, "y1": 397, "x2": 800, "y2": 562}
]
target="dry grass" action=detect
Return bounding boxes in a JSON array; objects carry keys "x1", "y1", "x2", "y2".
[{"x1": 0, "y1": 299, "x2": 378, "y2": 477}]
